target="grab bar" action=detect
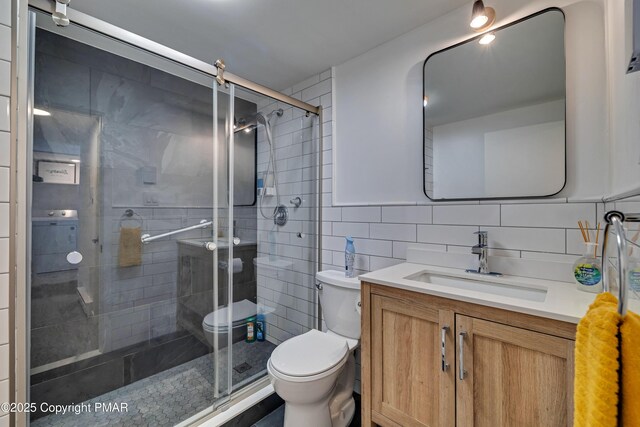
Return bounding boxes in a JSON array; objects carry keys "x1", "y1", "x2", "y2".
[{"x1": 141, "y1": 219, "x2": 212, "y2": 243}]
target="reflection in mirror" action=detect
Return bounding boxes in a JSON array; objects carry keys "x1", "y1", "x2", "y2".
[{"x1": 423, "y1": 9, "x2": 566, "y2": 200}]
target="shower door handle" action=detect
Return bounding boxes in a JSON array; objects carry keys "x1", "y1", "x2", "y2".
[{"x1": 204, "y1": 242, "x2": 217, "y2": 251}]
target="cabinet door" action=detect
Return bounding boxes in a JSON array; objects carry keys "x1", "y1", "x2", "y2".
[
  {"x1": 371, "y1": 294, "x2": 455, "y2": 427},
  {"x1": 456, "y1": 315, "x2": 574, "y2": 427}
]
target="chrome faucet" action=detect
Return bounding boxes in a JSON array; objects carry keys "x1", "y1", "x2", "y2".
[{"x1": 466, "y1": 231, "x2": 502, "y2": 276}]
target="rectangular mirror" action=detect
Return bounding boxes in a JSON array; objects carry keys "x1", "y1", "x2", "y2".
[{"x1": 423, "y1": 8, "x2": 566, "y2": 201}]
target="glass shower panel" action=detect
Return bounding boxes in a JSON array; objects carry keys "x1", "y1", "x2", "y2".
[
  {"x1": 28, "y1": 10, "x2": 235, "y2": 425},
  {"x1": 224, "y1": 85, "x2": 320, "y2": 388}
]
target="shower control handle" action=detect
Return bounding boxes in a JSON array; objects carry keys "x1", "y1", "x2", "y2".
[{"x1": 290, "y1": 197, "x2": 302, "y2": 208}]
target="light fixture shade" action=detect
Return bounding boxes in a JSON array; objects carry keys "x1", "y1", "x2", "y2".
[
  {"x1": 470, "y1": 0, "x2": 487, "y2": 28},
  {"x1": 470, "y1": 1, "x2": 496, "y2": 31}
]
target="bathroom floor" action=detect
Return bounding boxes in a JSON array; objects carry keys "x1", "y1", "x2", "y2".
[
  {"x1": 30, "y1": 276, "x2": 99, "y2": 368},
  {"x1": 32, "y1": 340, "x2": 276, "y2": 427}
]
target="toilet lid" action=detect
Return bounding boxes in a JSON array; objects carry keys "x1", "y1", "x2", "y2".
[
  {"x1": 270, "y1": 329, "x2": 348, "y2": 377},
  {"x1": 203, "y1": 300, "x2": 257, "y2": 329}
]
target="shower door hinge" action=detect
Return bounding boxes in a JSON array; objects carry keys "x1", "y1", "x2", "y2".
[
  {"x1": 52, "y1": 0, "x2": 71, "y2": 27},
  {"x1": 215, "y1": 59, "x2": 226, "y2": 86}
]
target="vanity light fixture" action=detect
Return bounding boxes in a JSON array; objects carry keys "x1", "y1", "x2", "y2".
[
  {"x1": 470, "y1": 0, "x2": 496, "y2": 31},
  {"x1": 33, "y1": 108, "x2": 51, "y2": 116},
  {"x1": 479, "y1": 32, "x2": 496, "y2": 45}
]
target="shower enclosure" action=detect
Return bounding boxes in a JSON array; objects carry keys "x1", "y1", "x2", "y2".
[{"x1": 25, "y1": 6, "x2": 321, "y2": 426}]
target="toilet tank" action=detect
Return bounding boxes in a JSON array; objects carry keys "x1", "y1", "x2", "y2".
[{"x1": 316, "y1": 270, "x2": 361, "y2": 340}]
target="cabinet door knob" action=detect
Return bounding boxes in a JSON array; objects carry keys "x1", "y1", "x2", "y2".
[
  {"x1": 459, "y1": 331, "x2": 467, "y2": 380},
  {"x1": 441, "y1": 326, "x2": 450, "y2": 372}
]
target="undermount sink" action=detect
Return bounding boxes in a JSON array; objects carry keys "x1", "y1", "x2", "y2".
[{"x1": 404, "y1": 271, "x2": 548, "y2": 302}]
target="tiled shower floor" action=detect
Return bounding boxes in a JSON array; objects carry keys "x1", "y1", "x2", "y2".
[{"x1": 32, "y1": 340, "x2": 276, "y2": 427}]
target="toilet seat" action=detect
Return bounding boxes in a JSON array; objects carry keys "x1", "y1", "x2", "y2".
[{"x1": 269, "y1": 330, "x2": 349, "y2": 378}]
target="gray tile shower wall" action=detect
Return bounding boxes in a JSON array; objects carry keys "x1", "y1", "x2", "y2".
[{"x1": 32, "y1": 29, "x2": 260, "y2": 354}]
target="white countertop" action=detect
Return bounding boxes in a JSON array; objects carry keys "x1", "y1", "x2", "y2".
[{"x1": 360, "y1": 262, "x2": 639, "y2": 324}]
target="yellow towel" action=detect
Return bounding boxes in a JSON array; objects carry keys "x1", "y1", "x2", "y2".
[
  {"x1": 574, "y1": 292, "x2": 621, "y2": 427},
  {"x1": 118, "y1": 227, "x2": 142, "y2": 267},
  {"x1": 621, "y1": 309, "x2": 640, "y2": 427}
]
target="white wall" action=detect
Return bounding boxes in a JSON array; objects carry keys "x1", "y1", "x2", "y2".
[
  {"x1": 606, "y1": 0, "x2": 640, "y2": 196},
  {"x1": 0, "y1": 0, "x2": 10, "y2": 424},
  {"x1": 316, "y1": 67, "x2": 607, "y2": 394},
  {"x1": 333, "y1": 0, "x2": 608, "y2": 204}
]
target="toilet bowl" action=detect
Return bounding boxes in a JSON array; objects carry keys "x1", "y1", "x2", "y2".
[{"x1": 267, "y1": 270, "x2": 361, "y2": 427}]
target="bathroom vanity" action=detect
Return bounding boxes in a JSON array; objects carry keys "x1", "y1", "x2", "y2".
[{"x1": 358, "y1": 262, "x2": 593, "y2": 427}]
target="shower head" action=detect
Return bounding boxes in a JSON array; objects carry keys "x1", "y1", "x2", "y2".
[
  {"x1": 254, "y1": 108, "x2": 283, "y2": 125},
  {"x1": 235, "y1": 108, "x2": 284, "y2": 132}
]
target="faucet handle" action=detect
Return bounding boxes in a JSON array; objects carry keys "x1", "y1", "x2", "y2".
[{"x1": 474, "y1": 230, "x2": 487, "y2": 246}]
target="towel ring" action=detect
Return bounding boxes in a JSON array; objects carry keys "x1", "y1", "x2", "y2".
[
  {"x1": 120, "y1": 208, "x2": 144, "y2": 229},
  {"x1": 602, "y1": 210, "x2": 631, "y2": 315}
]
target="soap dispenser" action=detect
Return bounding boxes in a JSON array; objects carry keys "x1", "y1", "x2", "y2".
[{"x1": 573, "y1": 242, "x2": 602, "y2": 293}]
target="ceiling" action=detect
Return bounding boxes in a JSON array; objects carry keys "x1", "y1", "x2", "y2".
[{"x1": 69, "y1": 0, "x2": 470, "y2": 90}]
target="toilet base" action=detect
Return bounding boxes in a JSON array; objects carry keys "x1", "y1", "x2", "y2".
[
  {"x1": 330, "y1": 396, "x2": 354, "y2": 427},
  {"x1": 280, "y1": 353, "x2": 356, "y2": 427},
  {"x1": 282, "y1": 394, "x2": 355, "y2": 427},
  {"x1": 283, "y1": 398, "x2": 333, "y2": 427}
]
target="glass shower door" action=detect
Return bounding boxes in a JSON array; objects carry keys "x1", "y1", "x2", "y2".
[
  {"x1": 29, "y1": 9, "x2": 228, "y2": 425},
  {"x1": 212, "y1": 80, "x2": 321, "y2": 397}
]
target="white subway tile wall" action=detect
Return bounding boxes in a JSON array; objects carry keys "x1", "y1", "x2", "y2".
[
  {"x1": 260, "y1": 69, "x2": 606, "y2": 393},
  {"x1": 309, "y1": 69, "x2": 602, "y2": 276},
  {"x1": 0, "y1": 0, "x2": 9, "y2": 422},
  {"x1": 253, "y1": 79, "x2": 322, "y2": 345}
]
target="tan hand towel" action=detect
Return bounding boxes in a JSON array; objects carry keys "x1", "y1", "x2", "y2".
[{"x1": 118, "y1": 227, "x2": 142, "y2": 267}]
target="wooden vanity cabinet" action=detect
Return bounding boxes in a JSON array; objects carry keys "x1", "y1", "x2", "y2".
[{"x1": 361, "y1": 282, "x2": 576, "y2": 427}]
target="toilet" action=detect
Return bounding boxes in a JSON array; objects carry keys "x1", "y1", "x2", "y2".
[
  {"x1": 202, "y1": 299, "x2": 257, "y2": 347},
  {"x1": 267, "y1": 270, "x2": 361, "y2": 427}
]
